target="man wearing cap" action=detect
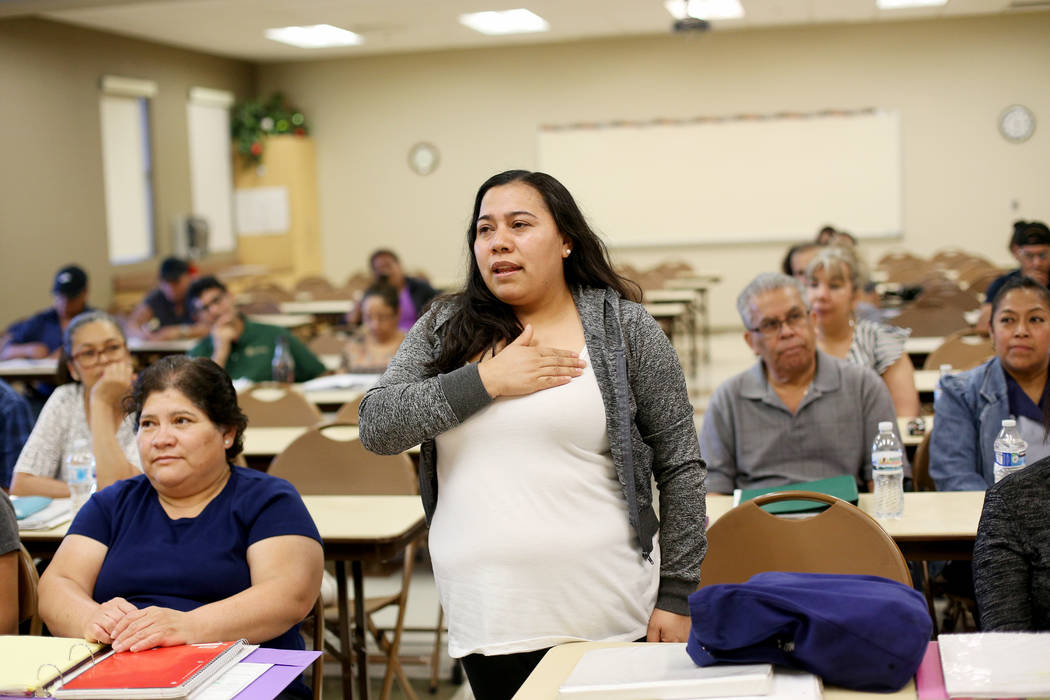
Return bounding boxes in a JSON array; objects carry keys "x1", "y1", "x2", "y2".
[
  {"x1": 975, "y1": 220, "x2": 1050, "y2": 331},
  {"x1": 126, "y1": 256, "x2": 208, "y2": 341},
  {"x1": 1, "y1": 264, "x2": 90, "y2": 361}
]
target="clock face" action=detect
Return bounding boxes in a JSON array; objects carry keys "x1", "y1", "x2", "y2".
[
  {"x1": 999, "y1": 105, "x2": 1035, "y2": 143},
  {"x1": 408, "y1": 142, "x2": 439, "y2": 175}
]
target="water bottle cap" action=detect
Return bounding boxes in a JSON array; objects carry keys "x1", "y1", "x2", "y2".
[
  {"x1": 878, "y1": 421, "x2": 893, "y2": 432},
  {"x1": 1002, "y1": 419, "x2": 1016, "y2": 428}
]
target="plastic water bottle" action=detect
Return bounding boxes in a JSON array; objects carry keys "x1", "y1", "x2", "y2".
[
  {"x1": 871, "y1": 421, "x2": 904, "y2": 519},
  {"x1": 934, "y1": 364, "x2": 953, "y2": 404},
  {"x1": 993, "y1": 419, "x2": 1026, "y2": 483},
  {"x1": 272, "y1": 335, "x2": 295, "y2": 383},
  {"x1": 65, "y1": 438, "x2": 96, "y2": 514}
]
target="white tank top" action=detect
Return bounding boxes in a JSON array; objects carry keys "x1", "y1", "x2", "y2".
[{"x1": 430, "y1": 347, "x2": 660, "y2": 657}]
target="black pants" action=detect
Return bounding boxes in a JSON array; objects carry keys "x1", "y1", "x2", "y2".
[{"x1": 460, "y1": 648, "x2": 551, "y2": 700}]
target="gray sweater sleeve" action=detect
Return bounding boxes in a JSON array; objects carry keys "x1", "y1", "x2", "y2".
[
  {"x1": 623, "y1": 303, "x2": 707, "y2": 608},
  {"x1": 358, "y1": 306, "x2": 493, "y2": 455},
  {"x1": 973, "y1": 464, "x2": 1050, "y2": 631}
]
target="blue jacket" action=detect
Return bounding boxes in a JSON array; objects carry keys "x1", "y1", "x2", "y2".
[{"x1": 930, "y1": 357, "x2": 1008, "y2": 491}]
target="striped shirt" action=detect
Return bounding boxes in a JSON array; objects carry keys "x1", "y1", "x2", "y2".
[{"x1": 847, "y1": 319, "x2": 909, "y2": 375}]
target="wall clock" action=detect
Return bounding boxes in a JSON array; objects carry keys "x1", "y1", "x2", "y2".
[
  {"x1": 999, "y1": 105, "x2": 1035, "y2": 143},
  {"x1": 408, "y1": 142, "x2": 440, "y2": 175}
]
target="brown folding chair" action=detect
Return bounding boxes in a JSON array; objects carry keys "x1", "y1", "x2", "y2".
[
  {"x1": 294, "y1": 276, "x2": 339, "y2": 300},
  {"x1": 269, "y1": 426, "x2": 427, "y2": 700},
  {"x1": 332, "y1": 393, "x2": 364, "y2": 425},
  {"x1": 700, "y1": 491, "x2": 912, "y2": 588},
  {"x1": 888, "y1": 305, "x2": 971, "y2": 338},
  {"x1": 17, "y1": 544, "x2": 42, "y2": 635},
  {"x1": 911, "y1": 432, "x2": 936, "y2": 492},
  {"x1": 922, "y1": 330, "x2": 995, "y2": 371},
  {"x1": 308, "y1": 331, "x2": 349, "y2": 357},
  {"x1": 238, "y1": 384, "x2": 323, "y2": 428}
]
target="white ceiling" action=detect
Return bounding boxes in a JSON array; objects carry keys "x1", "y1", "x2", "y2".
[{"x1": 3, "y1": 0, "x2": 1039, "y2": 62}]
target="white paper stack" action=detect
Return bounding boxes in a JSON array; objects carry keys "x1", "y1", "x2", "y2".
[
  {"x1": 939, "y1": 632, "x2": 1050, "y2": 698},
  {"x1": 557, "y1": 644, "x2": 806, "y2": 700}
]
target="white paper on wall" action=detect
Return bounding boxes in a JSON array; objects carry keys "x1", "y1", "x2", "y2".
[{"x1": 235, "y1": 186, "x2": 290, "y2": 236}]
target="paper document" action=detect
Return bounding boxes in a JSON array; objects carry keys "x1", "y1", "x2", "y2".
[
  {"x1": 299, "y1": 373, "x2": 381, "y2": 392},
  {"x1": 194, "y1": 663, "x2": 270, "y2": 700},
  {"x1": 558, "y1": 644, "x2": 773, "y2": 699},
  {"x1": 939, "y1": 632, "x2": 1050, "y2": 698}
]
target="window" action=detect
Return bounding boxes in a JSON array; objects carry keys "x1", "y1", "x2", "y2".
[
  {"x1": 98, "y1": 76, "x2": 157, "y2": 264},
  {"x1": 187, "y1": 87, "x2": 236, "y2": 253}
]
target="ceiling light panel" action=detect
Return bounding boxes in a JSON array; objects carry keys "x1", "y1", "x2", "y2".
[
  {"x1": 264, "y1": 24, "x2": 363, "y2": 48},
  {"x1": 664, "y1": 0, "x2": 746, "y2": 20},
  {"x1": 458, "y1": 8, "x2": 551, "y2": 35},
  {"x1": 876, "y1": 0, "x2": 948, "y2": 8}
]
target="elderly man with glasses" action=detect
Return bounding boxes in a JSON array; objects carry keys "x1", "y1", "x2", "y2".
[{"x1": 699, "y1": 272, "x2": 906, "y2": 494}]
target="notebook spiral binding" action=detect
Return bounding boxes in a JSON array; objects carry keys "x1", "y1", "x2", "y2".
[{"x1": 33, "y1": 642, "x2": 103, "y2": 697}]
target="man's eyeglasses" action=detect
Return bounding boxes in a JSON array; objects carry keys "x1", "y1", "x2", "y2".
[
  {"x1": 72, "y1": 342, "x2": 126, "y2": 367},
  {"x1": 1018, "y1": 248, "x2": 1050, "y2": 263},
  {"x1": 749, "y1": 309, "x2": 809, "y2": 337},
  {"x1": 195, "y1": 293, "x2": 225, "y2": 313}
]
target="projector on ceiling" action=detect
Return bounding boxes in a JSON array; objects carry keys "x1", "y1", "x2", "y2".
[{"x1": 673, "y1": 16, "x2": 711, "y2": 33}]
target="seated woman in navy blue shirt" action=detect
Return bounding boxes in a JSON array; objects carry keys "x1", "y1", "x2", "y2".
[{"x1": 38, "y1": 357, "x2": 323, "y2": 665}]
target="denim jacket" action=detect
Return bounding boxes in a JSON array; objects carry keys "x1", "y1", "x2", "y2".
[{"x1": 930, "y1": 357, "x2": 1008, "y2": 491}]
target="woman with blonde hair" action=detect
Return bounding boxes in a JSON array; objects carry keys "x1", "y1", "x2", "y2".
[{"x1": 805, "y1": 246, "x2": 920, "y2": 417}]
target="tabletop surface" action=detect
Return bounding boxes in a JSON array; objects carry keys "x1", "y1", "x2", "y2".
[
  {"x1": 704, "y1": 490, "x2": 983, "y2": 540},
  {"x1": 513, "y1": 642, "x2": 915, "y2": 700},
  {"x1": 904, "y1": 336, "x2": 944, "y2": 354},
  {"x1": 126, "y1": 337, "x2": 198, "y2": 352},
  {"x1": 0, "y1": 358, "x2": 59, "y2": 375},
  {"x1": 21, "y1": 493, "x2": 426, "y2": 545},
  {"x1": 278, "y1": 300, "x2": 354, "y2": 314}
]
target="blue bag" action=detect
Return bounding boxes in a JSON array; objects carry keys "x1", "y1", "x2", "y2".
[{"x1": 687, "y1": 572, "x2": 931, "y2": 691}]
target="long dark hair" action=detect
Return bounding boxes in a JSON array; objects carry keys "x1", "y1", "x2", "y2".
[{"x1": 429, "y1": 170, "x2": 640, "y2": 374}]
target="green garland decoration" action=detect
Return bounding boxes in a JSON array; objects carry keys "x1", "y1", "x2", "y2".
[{"x1": 231, "y1": 92, "x2": 309, "y2": 166}]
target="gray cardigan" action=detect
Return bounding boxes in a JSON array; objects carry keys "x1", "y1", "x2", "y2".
[{"x1": 359, "y1": 286, "x2": 707, "y2": 614}]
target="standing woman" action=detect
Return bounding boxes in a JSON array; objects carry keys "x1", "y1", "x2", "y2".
[
  {"x1": 359, "y1": 170, "x2": 706, "y2": 700},
  {"x1": 805, "y1": 246, "x2": 920, "y2": 418},
  {"x1": 931, "y1": 276, "x2": 1050, "y2": 491},
  {"x1": 10, "y1": 311, "x2": 140, "y2": 497}
]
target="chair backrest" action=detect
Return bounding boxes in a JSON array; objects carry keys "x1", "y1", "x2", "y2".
[
  {"x1": 887, "y1": 305, "x2": 970, "y2": 337},
  {"x1": 239, "y1": 385, "x2": 323, "y2": 428},
  {"x1": 700, "y1": 491, "x2": 912, "y2": 588},
  {"x1": 923, "y1": 330, "x2": 995, "y2": 371},
  {"x1": 965, "y1": 268, "x2": 1007, "y2": 297},
  {"x1": 912, "y1": 432, "x2": 936, "y2": 492},
  {"x1": 17, "y1": 544, "x2": 41, "y2": 634},
  {"x1": 332, "y1": 393, "x2": 364, "y2": 425},
  {"x1": 268, "y1": 424, "x2": 417, "y2": 495},
  {"x1": 308, "y1": 331, "x2": 349, "y2": 357}
]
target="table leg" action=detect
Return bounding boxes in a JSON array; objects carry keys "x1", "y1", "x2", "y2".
[
  {"x1": 353, "y1": 559, "x2": 369, "y2": 700},
  {"x1": 336, "y1": 560, "x2": 354, "y2": 699}
]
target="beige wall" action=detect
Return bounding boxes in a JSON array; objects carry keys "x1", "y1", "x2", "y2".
[
  {"x1": 0, "y1": 18, "x2": 255, "y2": 323},
  {"x1": 258, "y1": 12, "x2": 1050, "y2": 329}
]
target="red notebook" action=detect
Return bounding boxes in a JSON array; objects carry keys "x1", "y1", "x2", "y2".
[{"x1": 53, "y1": 640, "x2": 251, "y2": 699}]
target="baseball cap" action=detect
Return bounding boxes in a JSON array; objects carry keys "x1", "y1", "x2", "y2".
[{"x1": 52, "y1": 265, "x2": 88, "y2": 297}]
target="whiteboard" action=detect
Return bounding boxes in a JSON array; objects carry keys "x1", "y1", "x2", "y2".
[{"x1": 537, "y1": 110, "x2": 902, "y2": 247}]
